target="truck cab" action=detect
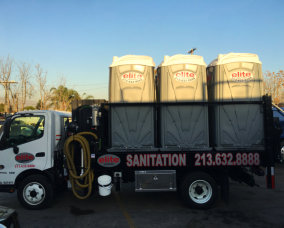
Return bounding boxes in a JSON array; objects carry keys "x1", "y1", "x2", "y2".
[{"x1": 0, "y1": 110, "x2": 70, "y2": 209}]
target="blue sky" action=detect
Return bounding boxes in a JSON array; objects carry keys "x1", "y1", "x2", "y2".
[{"x1": 0, "y1": 0, "x2": 283, "y2": 100}]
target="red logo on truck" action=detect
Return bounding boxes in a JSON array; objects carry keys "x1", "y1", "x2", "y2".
[
  {"x1": 97, "y1": 154, "x2": 120, "y2": 167},
  {"x1": 15, "y1": 153, "x2": 35, "y2": 163}
]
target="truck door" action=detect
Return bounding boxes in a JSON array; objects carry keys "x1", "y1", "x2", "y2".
[{"x1": 0, "y1": 114, "x2": 48, "y2": 185}]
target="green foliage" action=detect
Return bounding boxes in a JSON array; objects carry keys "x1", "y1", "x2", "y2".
[
  {"x1": 0, "y1": 103, "x2": 4, "y2": 112},
  {"x1": 24, "y1": 106, "x2": 36, "y2": 110},
  {"x1": 50, "y1": 85, "x2": 81, "y2": 111},
  {"x1": 81, "y1": 92, "x2": 94, "y2": 99}
]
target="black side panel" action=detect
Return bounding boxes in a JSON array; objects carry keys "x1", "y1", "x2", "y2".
[{"x1": 72, "y1": 106, "x2": 93, "y2": 132}]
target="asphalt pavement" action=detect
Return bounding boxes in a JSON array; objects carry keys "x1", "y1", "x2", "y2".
[{"x1": 1, "y1": 164, "x2": 284, "y2": 228}]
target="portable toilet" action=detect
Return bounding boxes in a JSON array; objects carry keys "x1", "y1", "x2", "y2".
[
  {"x1": 109, "y1": 55, "x2": 156, "y2": 150},
  {"x1": 157, "y1": 54, "x2": 210, "y2": 150},
  {"x1": 207, "y1": 53, "x2": 264, "y2": 150}
]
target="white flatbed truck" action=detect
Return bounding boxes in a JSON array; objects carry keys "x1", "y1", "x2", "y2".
[{"x1": 0, "y1": 97, "x2": 277, "y2": 209}]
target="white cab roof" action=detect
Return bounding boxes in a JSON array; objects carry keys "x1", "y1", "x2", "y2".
[
  {"x1": 16, "y1": 110, "x2": 71, "y2": 117},
  {"x1": 208, "y1": 53, "x2": 262, "y2": 67},
  {"x1": 110, "y1": 55, "x2": 155, "y2": 67},
  {"x1": 160, "y1": 54, "x2": 206, "y2": 67}
]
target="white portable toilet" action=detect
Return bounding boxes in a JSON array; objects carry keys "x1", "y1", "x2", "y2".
[
  {"x1": 109, "y1": 55, "x2": 156, "y2": 150},
  {"x1": 207, "y1": 53, "x2": 264, "y2": 150},
  {"x1": 157, "y1": 54, "x2": 210, "y2": 150}
]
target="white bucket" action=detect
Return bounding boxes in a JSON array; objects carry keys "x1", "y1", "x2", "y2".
[{"x1": 98, "y1": 175, "x2": 112, "y2": 196}]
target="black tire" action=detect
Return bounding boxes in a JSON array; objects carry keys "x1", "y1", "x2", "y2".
[
  {"x1": 280, "y1": 140, "x2": 284, "y2": 163},
  {"x1": 179, "y1": 172, "x2": 217, "y2": 209},
  {"x1": 17, "y1": 174, "x2": 53, "y2": 210}
]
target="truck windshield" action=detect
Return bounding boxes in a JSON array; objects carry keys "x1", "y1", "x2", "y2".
[{"x1": 6, "y1": 115, "x2": 45, "y2": 146}]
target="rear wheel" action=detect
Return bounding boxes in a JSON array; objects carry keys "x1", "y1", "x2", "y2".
[
  {"x1": 280, "y1": 141, "x2": 284, "y2": 163},
  {"x1": 17, "y1": 175, "x2": 53, "y2": 209},
  {"x1": 180, "y1": 172, "x2": 217, "y2": 209}
]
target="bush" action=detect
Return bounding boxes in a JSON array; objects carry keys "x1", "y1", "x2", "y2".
[{"x1": 24, "y1": 106, "x2": 36, "y2": 110}]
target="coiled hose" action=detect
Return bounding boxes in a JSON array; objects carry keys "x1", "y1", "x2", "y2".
[{"x1": 64, "y1": 132, "x2": 98, "y2": 199}]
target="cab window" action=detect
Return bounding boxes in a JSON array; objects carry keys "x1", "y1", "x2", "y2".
[
  {"x1": 5, "y1": 115, "x2": 45, "y2": 147},
  {"x1": 64, "y1": 117, "x2": 71, "y2": 127}
]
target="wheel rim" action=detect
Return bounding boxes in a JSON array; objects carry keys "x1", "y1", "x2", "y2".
[
  {"x1": 23, "y1": 182, "x2": 45, "y2": 206},
  {"x1": 189, "y1": 180, "x2": 212, "y2": 204}
]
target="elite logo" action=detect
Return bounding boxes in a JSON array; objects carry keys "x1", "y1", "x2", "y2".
[
  {"x1": 15, "y1": 153, "x2": 35, "y2": 163},
  {"x1": 231, "y1": 71, "x2": 253, "y2": 81},
  {"x1": 97, "y1": 154, "x2": 120, "y2": 167},
  {"x1": 174, "y1": 71, "x2": 196, "y2": 82},
  {"x1": 121, "y1": 72, "x2": 144, "y2": 84}
]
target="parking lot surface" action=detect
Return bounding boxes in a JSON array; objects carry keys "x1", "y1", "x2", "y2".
[{"x1": 1, "y1": 164, "x2": 284, "y2": 228}]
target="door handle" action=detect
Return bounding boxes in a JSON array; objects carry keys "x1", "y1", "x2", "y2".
[
  {"x1": 0, "y1": 165, "x2": 4, "y2": 170},
  {"x1": 36, "y1": 152, "x2": 45, "y2": 157}
]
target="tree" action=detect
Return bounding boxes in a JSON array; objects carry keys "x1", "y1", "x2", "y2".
[
  {"x1": 81, "y1": 92, "x2": 94, "y2": 99},
  {"x1": 0, "y1": 56, "x2": 15, "y2": 113},
  {"x1": 50, "y1": 85, "x2": 80, "y2": 111},
  {"x1": 35, "y1": 64, "x2": 50, "y2": 110},
  {"x1": 18, "y1": 63, "x2": 33, "y2": 111},
  {"x1": 9, "y1": 86, "x2": 19, "y2": 112},
  {"x1": 264, "y1": 70, "x2": 284, "y2": 105},
  {"x1": 36, "y1": 100, "x2": 41, "y2": 110},
  {"x1": 0, "y1": 103, "x2": 4, "y2": 112}
]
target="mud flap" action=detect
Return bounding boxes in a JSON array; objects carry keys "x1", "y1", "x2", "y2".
[
  {"x1": 265, "y1": 166, "x2": 275, "y2": 189},
  {"x1": 221, "y1": 175, "x2": 229, "y2": 203},
  {"x1": 229, "y1": 167, "x2": 255, "y2": 187}
]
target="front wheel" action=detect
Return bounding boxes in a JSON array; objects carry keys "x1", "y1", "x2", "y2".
[
  {"x1": 180, "y1": 172, "x2": 217, "y2": 209},
  {"x1": 17, "y1": 175, "x2": 53, "y2": 209}
]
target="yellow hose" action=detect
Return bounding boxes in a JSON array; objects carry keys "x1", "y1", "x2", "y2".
[{"x1": 64, "y1": 132, "x2": 98, "y2": 200}]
